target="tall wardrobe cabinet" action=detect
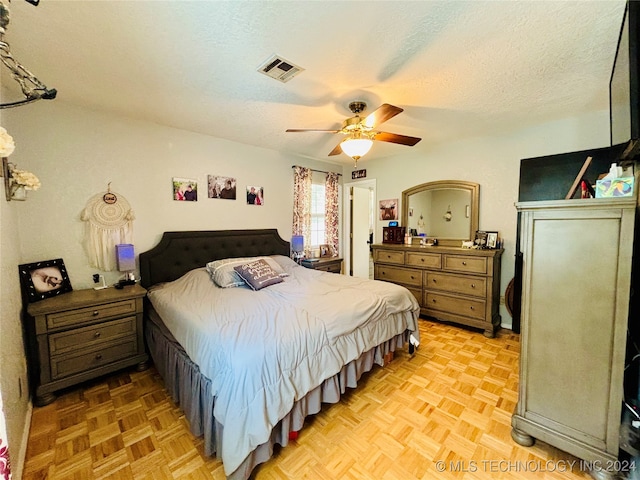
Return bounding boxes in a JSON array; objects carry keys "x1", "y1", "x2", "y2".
[{"x1": 512, "y1": 197, "x2": 636, "y2": 474}]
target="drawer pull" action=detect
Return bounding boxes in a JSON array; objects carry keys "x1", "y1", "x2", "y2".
[
  {"x1": 387, "y1": 255, "x2": 391, "y2": 259},
  {"x1": 469, "y1": 306, "x2": 474, "y2": 310},
  {"x1": 432, "y1": 278, "x2": 437, "y2": 282},
  {"x1": 410, "y1": 276, "x2": 415, "y2": 280},
  {"x1": 471, "y1": 284, "x2": 476, "y2": 288},
  {"x1": 462, "y1": 261, "x2": 467, "y2": 265},
  {"x1": 94, "y1": 332, "x2": 101, "y2": 338},
  {"x1": 432, "y1": 299, "x2": 436, "y2": 303},
  {"x1": 95, "y1": 354, "x2": 103, "y2": 360},
  {"x1": 92, "y1": 310, "x2": 99, "y2": 316},
  {"x1": 421, "y1": 258, "x2": 425, "y2": 262}
]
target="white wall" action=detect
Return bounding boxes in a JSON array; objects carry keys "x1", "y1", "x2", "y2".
[
  {"x1": 359, "y1": 109, "x2": 611, "y2": 328},
  {"x1": 4, "y1": 102, "x2": 340, "y2": 289}
]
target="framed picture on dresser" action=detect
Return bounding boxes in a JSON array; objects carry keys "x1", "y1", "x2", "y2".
[
  {"x1": 473, "y1": 230, "x2": 488, "y2": 248},
  {"x1": 19, "y1": 258, "x2": 73, "y2": 303},
  {"x1": 486, "y1": 231, "x2": 499, "y2": 249}
]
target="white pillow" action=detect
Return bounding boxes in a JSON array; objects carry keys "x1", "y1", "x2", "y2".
[{"x1": 206, "y1": 256, "x2": 287, "y2": 288}]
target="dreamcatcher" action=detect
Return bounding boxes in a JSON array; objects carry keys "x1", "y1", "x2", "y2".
[{"x1": 80, "y1": 185, "x2": 134, "y2": 271}]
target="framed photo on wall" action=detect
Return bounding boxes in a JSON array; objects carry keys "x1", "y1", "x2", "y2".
[
  {"x1": 19, "y1": 258, "x2": 72, "y2": 303},
  {"x1": 173, "y1": 177, "x2": 198, "y2": 201}
]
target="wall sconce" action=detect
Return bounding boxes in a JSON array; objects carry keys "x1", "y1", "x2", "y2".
[
  {"x1": 1, "y1": 157, "x2": 41, "y2": 201},
  {"x1": 291, "y1": 235, "x2": 304, "y2": 263}
]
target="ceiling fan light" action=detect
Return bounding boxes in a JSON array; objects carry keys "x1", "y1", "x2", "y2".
[{"x1": 341, "y1": 137, "x2": 373, "y2": 160}]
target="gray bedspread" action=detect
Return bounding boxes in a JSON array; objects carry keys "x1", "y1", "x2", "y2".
[{"x1": 146, "y1": 255, "x2": 420, "y2": 476}]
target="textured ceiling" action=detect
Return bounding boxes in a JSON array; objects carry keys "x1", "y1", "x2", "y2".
[{"x1": 0, "y1": 0, "x2": 628, "y2": 165}]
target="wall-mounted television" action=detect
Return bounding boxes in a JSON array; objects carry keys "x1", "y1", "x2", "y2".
[{"x1": 610, "y1": 1, "x2": 640, "y2": 157}]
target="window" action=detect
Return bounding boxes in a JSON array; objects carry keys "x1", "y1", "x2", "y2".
[{"x1": 310, "y1": 183, "x2": 325, "y2": 246}]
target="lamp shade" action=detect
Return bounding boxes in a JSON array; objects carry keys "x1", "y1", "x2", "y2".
[
  {"x1": 340, "y1": 137, "x2": 373, "y2": 160},
  {"x1": 291, "y1": 235, "x2": 304, "y2": 253},
  {"x1": 116, "y1": 244, "x2": 135, "y2": 271}
]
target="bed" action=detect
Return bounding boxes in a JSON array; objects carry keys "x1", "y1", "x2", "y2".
[{"x1": 139, "y1": 229, "x2": 420, "y2": 479}]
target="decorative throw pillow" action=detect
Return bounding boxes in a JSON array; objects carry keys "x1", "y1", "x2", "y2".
[
  {"x1": 206, "y1": 256, "x2": 286, "y2": 288},
  {"x1": 233, "y1": 259, "x2": 284, "y2": 291}
]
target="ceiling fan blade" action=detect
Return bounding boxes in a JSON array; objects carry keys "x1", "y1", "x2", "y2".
[
  {"x1": 373, "y1": 131, "x2": 422, "y2": 146},
  {"x1": 328, "y1": 142, "x2": 343, "y2": 156},
  {"x1": 286, "y1": 128, "x2": 340, "y2": 133},
  {"x1": 362, "y1": 104, "x2": 403, "y2": 128}
]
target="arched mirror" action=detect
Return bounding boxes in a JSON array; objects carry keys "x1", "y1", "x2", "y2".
[{"x1": 402, "y1": 180, "x2": 479, "y2": 247}]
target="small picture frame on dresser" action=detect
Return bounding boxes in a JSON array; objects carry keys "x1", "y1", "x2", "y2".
[
  {"x1": 473, "y1": 230, "x2": 488, "y2": 249},
  {"x1": 319, "y1": 244, "x2": 331, "y2": 257},
  {"x1": 19, "y1": 258, "x2": 73, "y2": 303},
  {"x1": 485, "y1": 231, "x2": 499, "y2": 249}
]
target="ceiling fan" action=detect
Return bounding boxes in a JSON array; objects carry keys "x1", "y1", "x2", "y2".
[{"x1": 286, "y1": 101, "x2": 422, "y2": 166}]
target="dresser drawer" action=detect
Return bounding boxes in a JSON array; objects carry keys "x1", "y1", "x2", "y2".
[
  {"x1": 50, "y1": 338, "x2": 138, "y2": 380},
  {"x1": 443, "y1": 255, "x2": 487, "y2": 275},
  {"x1": 46, "y1": 299, "x2": 139, "y2": 330},
  {"x1": 373, "y1": 249, "x2": 405, "y2": 265},
  {"x1": 426, "y1": 272, "x2": 486, "y2": 298},
  {"x1": 406, "y1": 252, "x2": 441, "y2": 269},
  {"x1": 375, "y1": 265, "x2": 422, "y2": 287},
  {"x1": 425, "y1": 291, "x2": 486, "y2": 320},
  {"x1": 48, "y1": 316, "x2": 137, "y2": 356}
]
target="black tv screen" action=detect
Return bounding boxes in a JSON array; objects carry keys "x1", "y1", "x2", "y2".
[{"x1": 610, "y1": 1, "x2": 640, "y2": 147}]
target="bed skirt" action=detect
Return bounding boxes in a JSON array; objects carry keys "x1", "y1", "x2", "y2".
[{"x1": 144, "y1": 314, "x2": 409, "y2": 480}]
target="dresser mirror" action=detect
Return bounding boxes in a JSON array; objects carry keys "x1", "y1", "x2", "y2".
[{"x1": 402, "y1": 180, "x2": 479, "y2": 247}]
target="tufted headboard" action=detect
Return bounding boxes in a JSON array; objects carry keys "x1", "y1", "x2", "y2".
[{"x1": 139, "y1": 229, "x2": 290, "y2": 288}]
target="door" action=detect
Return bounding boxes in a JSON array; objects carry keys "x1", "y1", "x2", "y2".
[{"x1": 350, "y1": 184, "x2": 373, "y2": 278}]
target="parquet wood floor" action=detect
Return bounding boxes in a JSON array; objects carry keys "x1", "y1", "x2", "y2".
[{"x1": 23, "y1": 319, "x2": 596, "y2": 480}]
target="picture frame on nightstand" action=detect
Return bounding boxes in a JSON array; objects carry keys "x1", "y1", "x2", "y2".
[
  {"x1": 19, "y1": 258, "x2": 73, "y2": 303},
  {"x1": 319, "y1": 244, "x2": 331, "y2": 257}
]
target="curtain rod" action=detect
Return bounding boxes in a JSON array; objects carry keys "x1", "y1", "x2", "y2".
[{"x1": 291, "y1": 165, "x2": 342, "y2": 176}]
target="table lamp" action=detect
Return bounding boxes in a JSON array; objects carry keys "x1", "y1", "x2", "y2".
[
  {"x1": 291, "y1": 235, "x2": 304, "y2": 263},
  {"x1": 116, "y1": 244, "x2": 136, "y2": 284}
]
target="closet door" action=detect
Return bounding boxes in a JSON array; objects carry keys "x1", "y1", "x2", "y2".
[{"x1": 513, "y1": 198, "x2": 635, "y2": 464}]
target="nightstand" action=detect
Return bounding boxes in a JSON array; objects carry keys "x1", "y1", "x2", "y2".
[
  {"x1": 301, "y1": 257, "x2": 343, "y2": 274},
  {"x1": 25, "y1": 284, "x2": 149, "y2": 406}
]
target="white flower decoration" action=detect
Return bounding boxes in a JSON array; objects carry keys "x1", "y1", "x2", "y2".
[
  {"x1": 0, "y1": 127, "x2": 15, "y2": 157},
  {"x1": 11, "y1": 167, "x2": 40, "y2": 190}
]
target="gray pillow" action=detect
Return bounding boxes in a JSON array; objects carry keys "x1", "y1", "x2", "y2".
[
  {"x1": 233, "y1": 259, "x2": 284, "y2": 291},
  {"x1": 206, "y1": 256, "x2": 286, "y2": 288}
]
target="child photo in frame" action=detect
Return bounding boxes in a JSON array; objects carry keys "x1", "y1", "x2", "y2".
[{"x1": 19, "y1": 258, "x2": 72, "y2": 303}]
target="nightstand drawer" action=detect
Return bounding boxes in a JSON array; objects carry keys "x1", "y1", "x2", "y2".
[
  {"x1": 317, "y1": 263, "x2": 341, "y2": 273},
  {"x1": 46, "y1": 299, "x2": 139, "y2": 330},
  {"x1": 49, "y1": 316, "x2": 137, "y2": 356},
  {"x1": 443, "y1": 255, "x2": 487, "y2": 275},
  {"x1": 426, "y1": 272, "x2": 486, "y2": 297},
  {"x1": 425, "y1": 292, "x2": 486, "y2": 320},
  {"x1": 51, "y1": 338, "x2": 138, "y2": 380}
]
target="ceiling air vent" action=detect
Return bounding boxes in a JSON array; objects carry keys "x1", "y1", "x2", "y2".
[{"x1": 258, "y1": 55, "x2": 304, "y2": 83}]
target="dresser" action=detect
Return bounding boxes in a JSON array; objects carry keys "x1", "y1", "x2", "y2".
[
  {"x1": 512, "y1": 198, "x2": 636, "y2": 475},
  {"x1": 372, "y1": 244, "x2": 502, "y2": 337},
  {"x1": 25, "y1": 284, "x2": 149, "y2": 406},
  {"x1": 301, "y1": 257, "x2": 343, "y2": 273}
]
